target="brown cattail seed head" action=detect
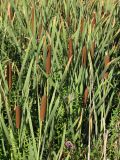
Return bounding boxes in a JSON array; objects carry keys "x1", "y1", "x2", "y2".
[
  {"x1": 92, "y1": 12, "x2": 96, "y2": 29},
  {"x1": 104, "y1": 55, "x2": 110, "y2": 67},
  {"x1": 80, "y1": 17, "x2": 84, "y2": 34},
  {"x1": 16, "y1": 106, "x2": 21, "y2": 129},
  {"x1": 90, "y1": 41, "x2": 95, "y2": 59},
  {"x1": 40, "y1": 95, "x2": 47, "y2": 121},
  {"x1": 7, "y1": 61, "x2": 12, "y2": 90},
  {"x1": 82, "y1": 44, "x2": 87, "y2": 66},
  {"x1": 68, "y1": 38, "x2": 73, "y2": 62},
  {"x1": 46, "y1": 45, "x2": 51, "y2": 74},
  {"x1": 83, "y1": 87, "x2": 89, "y2": 106}
]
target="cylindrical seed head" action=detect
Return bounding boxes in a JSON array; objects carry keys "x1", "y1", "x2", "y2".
[
  {"x1": 90, "y1": 41, "x2": 95, "y2": 59},
  {"x1": 82, "y1": 44, "x2": 87, "y2": 66},
  {"x1": 46, "y1": 45, "x2": 51, "y2": 74},
  {"x1": 40, "y1": 95, "x2": 47, "y2": 121},
  {"x1": 104, "y1": 55, "x2": 110, "y2": 66},
  {"x1": 80, "y1": 17, "x2": 84, "y2": 34},
  {"x1": 68, "y1": 38, "x2": 73, "y2": 61},
  {"x1": 83, "y1": 87, "x2": 89, "y2": 106},
  {"x1": 92, "y1": 12, "x2": 96, "y2": 29},
  {"x1": 103, "y1": 72, "x2": 109, "y2": 79},
  {"x1": 16, "y1": 106, "x2": 21, "y2": 129}
]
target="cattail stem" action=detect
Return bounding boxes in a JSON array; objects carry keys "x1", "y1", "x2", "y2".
[
  {"x1": 40, "y1": 95, "x2": 47, "y2": 121},
  {"x1": 46, "y1": 45, "x2": 51, "y2": 74},
  {"x1": 7, "y1": 61, "x2": 12, "y2": 90},
  {"x1": 16, "y1": 106, "x2": 21, "y2": 129}
]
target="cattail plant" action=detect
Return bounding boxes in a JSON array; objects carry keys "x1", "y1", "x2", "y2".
[
  {"x1": 15, "y1": 106, "x2": 21, "y2": 129},
  {"x1": 103, "y1": 72, "x2": 109, "y2": 79},
  {"x1": 31, "y1": 5, "x2": 35, "y2": 34},
  {"x1": 40, "y1": 95, "x2": 47, "y2": 121},
  {"x1": 7, "y1": 61, "x2": 12, "y2": 90},
  {"x1": 80, "y1": 17, "x2": 84, "y2": 34},
  {"x1": 91, "y1": 12, "x2": 96, "y2": 29},
  {"x1": 104, "y1": 54, "x2": 110, "y2": 66},
  {"x1": 83, "y1": 87, "x2": 89, "y2": 106},
  {"x1": 46, "y1": 45, "x2": 51, "y2": 74},
  {"x1": 68, "y1": 38, "x2": 73, "y2": 62},
  {"x1": 104, "y1": 54, "x2": 110, "y2": 79},
  {"x1": 7, "y1": 2, "x2": 13, "y2": 22},
  {"x1": 82, "y1": 43, "x2": 87, "y2": 66},
  {"x1": 90, "y1": 41, "x2": 95, "y2": 59}
]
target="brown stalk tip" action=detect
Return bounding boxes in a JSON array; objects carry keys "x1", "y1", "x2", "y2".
[
  {"x1": 7, "y1": 61, "x2": 12, "y2": 90},
  {"x1": 83, "y1": 87, "x2": 89, "y2": 106},
  {"x1": 103, "y1": 72, "x2": 109, "y2": 79},
  {"x1": 16, "y1": 106, "x2": 21, "y2": 129},
  {"x1": 92, "y1": 12, "x2": 96, "y2": 28},
  {"x1": 104, "y1": 55, "x2": 110, "y2": 66},
  {"x1": 90, "y1": 41, "x2": 95, "y2": 59},
  {"x1": 80, "y1": 17, "x2": 84, "y2": 34},
  {"x1": 40, "y1": 95, "x2": 47, "y2": 121},
  {"x1": 68, "y1": 38, "x2": 73, "y2": 60},
  {"x1": 82, "y1": 44, "x2": 87, "y2": 66},
  {"x1": 46, "y1": 45, "x2": 51, "y2": 74}
]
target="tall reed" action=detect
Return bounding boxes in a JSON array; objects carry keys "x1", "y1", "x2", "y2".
[{"x1": 31, "y1": 5, "x2": 35, "y2": 34}]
